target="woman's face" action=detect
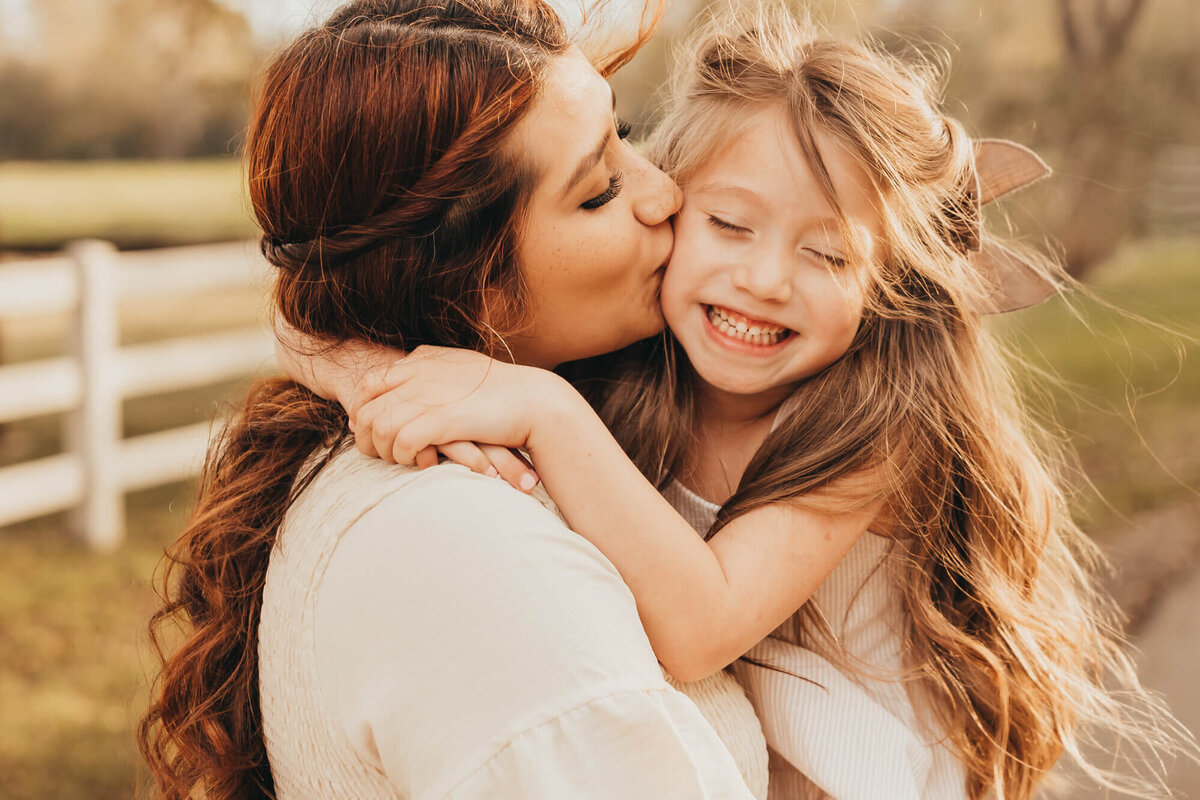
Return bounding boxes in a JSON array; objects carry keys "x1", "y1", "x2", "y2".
[{"x1": 505, "y1": 48, "x2": 682, "y2": 369}]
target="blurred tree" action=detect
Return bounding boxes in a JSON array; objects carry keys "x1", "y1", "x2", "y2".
[
  {"x1": 1047, "y1": 0, "x2": 1151, "y2": 274},
  {"x1": 0, "y1": 0, "x2": 257, "y2": 159},
  {"x1": 871, "y1": 0, "x2": 1198, "y2": 276}
]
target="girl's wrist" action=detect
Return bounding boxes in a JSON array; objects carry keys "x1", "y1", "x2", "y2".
[
  {"x1": 333, "y1": 342, "x2": 406, "y2": 415},
  {"x1": 524, "y1": 371, "x2": 596, "y2": 456}
]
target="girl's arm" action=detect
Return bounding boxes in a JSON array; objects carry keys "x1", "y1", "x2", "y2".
[
  {"x1": 274, "y1": 315, "x2": 403, "y2": 410},
  {"x1": 353, "y1": 345, "x2": 878, "y2": 683},
  {"x1": 274, "y1": 320, "x2": 539, "y2": 488},
  {"x1": 535, "y1": 398, "x2": 875, "y2": 682}
]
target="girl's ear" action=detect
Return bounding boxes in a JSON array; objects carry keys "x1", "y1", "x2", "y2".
[{"x1": 973, "y1": 139, "x2": 1052, "y2": 205}]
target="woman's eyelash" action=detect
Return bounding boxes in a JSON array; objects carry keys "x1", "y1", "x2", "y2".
[
  {"x1": 616, "y1": 118, "x2": 633, "y2": 139},
  {"x1": 581, "y1": 171, "x2": 624, "y2": 210}
]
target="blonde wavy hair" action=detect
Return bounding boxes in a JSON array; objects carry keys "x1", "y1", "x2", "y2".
[{"x1": 575, "y1": 5, "x2": 1191, "y2": 797}]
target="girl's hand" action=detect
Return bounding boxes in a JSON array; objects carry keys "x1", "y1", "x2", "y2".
[
  {"x1": 276, "y1": 320, "x2": 540, "y2": 491},
  {"x1": 347, "y1": 346, "x2": 573, "y2": 491},
  {"x1": 412, "y1": 441, "x2": 539, "y2": 493}
]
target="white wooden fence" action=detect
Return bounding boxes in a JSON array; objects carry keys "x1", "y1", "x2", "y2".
[
  {"x1": 0, "y1": 240, "x2": 276, "y2": 551},
  {"x1": 1147, "y1": 144, "x2": 1200, "y2": 235}
]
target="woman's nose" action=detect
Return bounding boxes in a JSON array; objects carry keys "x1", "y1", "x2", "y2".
[{"x1": 630, "y1": 154, "x2": 682, "y2": 226}]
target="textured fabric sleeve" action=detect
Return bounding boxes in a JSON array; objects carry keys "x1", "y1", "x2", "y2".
[
  {"x1": 730, "y1": 637, "x2": 931, "y2": 800},
  {"x1": 315, "y1": 465, "x2": 757, "y2": 800}
]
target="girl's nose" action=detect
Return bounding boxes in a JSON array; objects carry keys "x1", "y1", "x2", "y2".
[
  {"x1": 732, "y1": 258, "x2": 793, "y2": 304},
  {"x1": 630, "y1": 153, "x2": 683, "y2": 226}
]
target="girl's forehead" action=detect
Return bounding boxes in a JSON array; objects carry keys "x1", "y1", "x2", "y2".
[{"x1": 686, "y1": 106, "x2": 881, "y2": 235}]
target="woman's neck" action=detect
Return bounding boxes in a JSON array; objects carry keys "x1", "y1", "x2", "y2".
[{"x1": 681, "y1": 380, "x2": 793, "y2": 505}]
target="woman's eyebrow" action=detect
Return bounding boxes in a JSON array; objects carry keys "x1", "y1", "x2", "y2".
[
  {"x1": 561, "y1": 130, "x2": 612, "y2": 200},
  {"x1": 559, "y1": 88, "x2": 619, "y2": 200}
]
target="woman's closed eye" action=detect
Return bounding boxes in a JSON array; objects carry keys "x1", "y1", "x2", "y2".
[
  {"x1": 581, "y1": 172, "x2": 624, "y2": 210},
  {"x1": 579, "y1": 119, "x2": 632, "y2": 211}
]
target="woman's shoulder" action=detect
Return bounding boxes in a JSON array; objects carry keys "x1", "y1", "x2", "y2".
[
  {"x1": 292, "y1": 447, "x2": 627, "y2": 610},
  {"x1": 269, "y1": 448, "x2": 599, "y2": 627},
  {"x1": 282, "y1": 447, "x2": 563, "y2": 548},
  {"x1": 307, "y1": 454, "x2": 682, "y2": 792}
]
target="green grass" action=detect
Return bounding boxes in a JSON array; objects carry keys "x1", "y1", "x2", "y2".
[
  {"x1": 0, "y1": 160, "x2": 256, "y2": 251},
  {"x1": 0, "y1": 235, "x2": 1196, "y2": 798},
  {"x1": 0, "y1": 492, "x2": 186, "y2": 800},
  {"x1": 999, "y1": 237, "x2": 1200, "y2": 530}
]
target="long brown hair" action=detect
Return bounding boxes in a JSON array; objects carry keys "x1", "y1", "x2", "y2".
[
  {"x1": 588, "y1": 6, "x2": 1189, "y2": 798},
  {"x1": 136, "y1": 1, "x2": 664, "y2": 796}
]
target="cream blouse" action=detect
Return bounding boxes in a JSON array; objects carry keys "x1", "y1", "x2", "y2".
[{"x1": 258, "y1": 448, "x2": 767, "y2": 799}]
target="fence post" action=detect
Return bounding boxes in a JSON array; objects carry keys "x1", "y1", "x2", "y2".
[{"x1": 66, "y1": 239, "x2": 123, "y2": 551}]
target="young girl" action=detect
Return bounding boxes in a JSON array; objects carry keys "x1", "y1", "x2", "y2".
[{"x1": 282, "y1": 6, "x2": 1187, "y2": 798}]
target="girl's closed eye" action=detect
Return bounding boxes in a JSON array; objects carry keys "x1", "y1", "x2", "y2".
[
  {"x1": 805, "y1": 248, "x2": 848, "y2": 269},
  {"x1": 707, "y1": 215, "x2": 750, "y2": 234}
]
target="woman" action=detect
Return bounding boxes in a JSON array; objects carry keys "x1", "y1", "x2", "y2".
[{"x1": 138, "y1": 0, "x2": 766, "y2": 798}]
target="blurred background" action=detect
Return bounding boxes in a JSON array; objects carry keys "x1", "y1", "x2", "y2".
[{"x1": 0, "y1": 0, "x2": 1196, "y2": 797}]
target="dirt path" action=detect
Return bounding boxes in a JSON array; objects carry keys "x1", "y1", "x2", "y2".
[
  {"x1": 1082, "y1": 500, "x2": 1200, "y2": 796},
  {"x1": 1133, "y1": 552, "x2": 1200, "y2": 796}
]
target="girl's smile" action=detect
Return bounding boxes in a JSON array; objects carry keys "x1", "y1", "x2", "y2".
[{"x1": 702, "y1": 304, "x2": 795, "y2": 351}]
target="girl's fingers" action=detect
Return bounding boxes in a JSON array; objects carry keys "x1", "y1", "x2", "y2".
[
  {"x1": 435, "y1": 441, "x2": 500, "y2": 477},
  {"x1": 373, "y1": 410, "x2": 401, "y2": 464},
  {"x1": 358, "y1": 395, "x2": 424, "y2": 464},
  {"x1": 414, "y1": 445, "x2": 439, "y2": 470},
  {"x1": 347, "y1": 365, "x2": 394, "y2": 419},
  {"x1": 351, "y1": 412, "x2": 381, "y2": 459},
  {"x1": 353, "y1": 394, "x2": 398, "y2": 460},
  {"x1": 478, "y1": 444, "x2": 539, "y2": 493},
  {"x1": 390, "y1": 416, "x2": 434, "y2": 466}
]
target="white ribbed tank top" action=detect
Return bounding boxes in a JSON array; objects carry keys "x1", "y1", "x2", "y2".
[{"x1": 661, "y1": 479, "x2": 969, "y2": 800}]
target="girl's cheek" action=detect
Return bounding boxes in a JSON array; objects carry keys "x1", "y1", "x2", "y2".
[{"x1": 659, "y1": 267, "x2": 691, "y2": 323}]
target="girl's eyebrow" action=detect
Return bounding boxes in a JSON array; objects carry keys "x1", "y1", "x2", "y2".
[{"x1": 691, "y1": 183, "x2": 766, "y2": 209}]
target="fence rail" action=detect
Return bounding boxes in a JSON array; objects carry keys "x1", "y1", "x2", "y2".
[
  {"x1": 0, "y1": 240, "x2": 275, "y2": 550},
  {"x1": 1147, "y1": 144, "x2": 1200, "y2": 235}
]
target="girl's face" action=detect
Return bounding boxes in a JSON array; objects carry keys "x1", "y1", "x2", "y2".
[
  {"x1": 506, "y1": 48, "x2": 683, "y2": 369},
  {"x1": 661, "y1": 104, "x2": 881, "y2": 399}
]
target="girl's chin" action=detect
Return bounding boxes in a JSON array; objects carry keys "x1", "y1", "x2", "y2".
[{"x1": 689, "y1": 360, "x2": 782, "y2": 397}]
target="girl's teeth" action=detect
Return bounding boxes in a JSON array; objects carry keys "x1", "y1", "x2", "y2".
[{"x1": 706, "y1": 305, "x2": 790, "y2": 345}]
